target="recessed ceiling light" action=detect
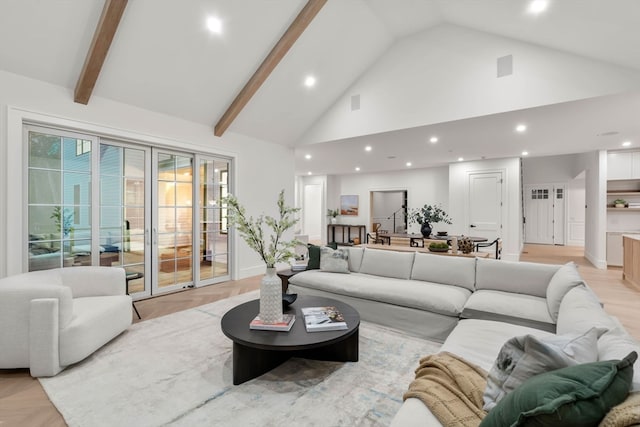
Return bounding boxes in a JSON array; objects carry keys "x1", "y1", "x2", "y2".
[
  {"x1": 406, "y1": 162, "x2": 412, "y2": 167},
  {"x1": 206, "y1": 16, "x2": 223, "y2": 34},
  {"x1": 365, "y1": 146, "x2": 372, "y2": 152},
  {"x1": 522, "y1": 151, "x2": 529, "y2": 156},
  {"x1": 527, "y1": 0, "x2": 548, "y2": 15},
  {"x1": 304, "y1": 154, "x2": 312, "y2": 160},
  {"x1": 355, "y1": 167, "x2": 361, "y2": 171},
  {"x1": 304, "y1": 75, "x2": 316, "y2": 88},
  {"x1": 458, "y1": 157, "x2": 464, "y2": 162},
  {"x1": 307, "y1": 171, "x2": 312, "y2": 175},
  {"x1": 516, "y1": 124, "x2": 527, "y2": 133},
  {"x1": 430, "y1": 136, "x2": 438, "y2": 143},
  {"x1": 622, "y1": 141, "x2": 632, "y2": 147}
]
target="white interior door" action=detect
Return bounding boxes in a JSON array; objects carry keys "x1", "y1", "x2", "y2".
[
  {"x1": 468, "y1": 172, "x2": 502, "y2": 240},
  {"x1": 553, "y1": 186, "x2": 566, "y2": 245},
  {"x1": 525, "y1": 185, "x2": 554, "y2": 244},
  {"x1": 303, "y1": 184, "x2": 322, "y2": 242}
]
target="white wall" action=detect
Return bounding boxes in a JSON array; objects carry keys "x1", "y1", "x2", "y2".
[
  {"x1": 581, "y1": 151, "x2": 608, "y2": 269},
  {"x1": 0, "y1": 70, "x2": 294, "y2": 279},
  {"x1": 300, "y1": 24, "x2": 640, "y2": 145},
  {"x1": 449, "y1": 158, "x2": 521, "y2": 261},
  {"x1": 328, "y1": 167, "x2": 449, "y2": 236}
]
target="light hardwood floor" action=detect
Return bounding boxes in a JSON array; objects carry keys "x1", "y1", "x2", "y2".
[{"x1": 2, "y1": 244, "x2": 639, "y2": 427}]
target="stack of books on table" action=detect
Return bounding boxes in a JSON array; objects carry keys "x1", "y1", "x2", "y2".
[
  {"x1": 291, "y1": 261, "x2": 307, "y2": 272},
  {"x1": 249, "y1": 314, "x2": 295, "y2": 331},
  {"x1": 301, "y1": 306, "x2": 348, "y2": 332}
]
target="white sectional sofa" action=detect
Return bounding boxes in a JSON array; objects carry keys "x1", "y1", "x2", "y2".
[
  {"x1": 288, "y1": 247, "x2": 640, "y2": 426},
  {"x1": 0, "y1": 266, "x2": 132, "y2": 377}
]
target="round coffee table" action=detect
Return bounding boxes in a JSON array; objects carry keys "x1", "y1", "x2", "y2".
[{"x1": 221, "y1": 295, "x2": 360, "y2": 385}]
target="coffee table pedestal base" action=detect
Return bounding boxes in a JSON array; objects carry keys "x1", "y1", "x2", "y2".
[{"x1": 232, "y1": 329, "x2": 359, "y2": 385}]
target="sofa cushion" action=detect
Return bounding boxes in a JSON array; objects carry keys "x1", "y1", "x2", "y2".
[
  {"x1": 289, "y1": 270, "x2": 470, "y2": 316},
  {"x1": 479, "y1": 351, "x2": 637, "y2": 427},
  {"x1": 546, "y1": 262, "x2": 584, "y2": 322},
  {"x1": 319, "y1": 247, "x2": 350, "y2": 273},
  {"x1": 483, "y1": 327, "x2": 602, "y2": 410},
  {"x1": 475, "y1": 258, "x2": 559, "y2": 298},
  {"x1": 346, "y1": 246, "x2": 364, "y2": 272},
  {"x1": 441, "y1": 319, "x2": 553, "y2": 373},
  {"x1": 411, "y1": 252, "x2": 476, "y2": 291},
  {"x1": 359, "y1": 248, "x2": 415, "y2": 280},
  {"x1": 464, "y1": 290, "x2": 554, "y2": 324},
  {"x1": 557, "y1": 285, "x2": 617, "y2": 336},
  {"x1": 59, "y1": 295, "x2": 132, "y2": 366},
  {"x1": 597, "y1": 318, "x2": 640, "y2": 392}
]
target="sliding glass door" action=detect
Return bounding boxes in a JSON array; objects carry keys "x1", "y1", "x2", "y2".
[{"x1": 25, "y1": 125, "x2": 232, "y2": 297}]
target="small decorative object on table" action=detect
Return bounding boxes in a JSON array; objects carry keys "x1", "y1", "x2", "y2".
[
  {"x1": 428, "y1": 242, "x2": 449, "y2": 253},
  {"x1": 614, "y1": 199, "x2": 627, "y2": 208},
  {"x1": 408, "y1": 204, "x2": 452, "y2": 238},
  {"x1": 224, "y1": 190, "x2": 302, "y2": 324},
  {"x1": 458, "y1": 236, "x2": 474, "y2": 254},
  {"x1": 327, "y1": 208, "x2": 340, "y2": 224},
  {"x1": 301, "y1": 306, "x2": 348, "y2": 332},
  {"x1": 282, "y1": 293, "x2": 298, "y2": 308}
]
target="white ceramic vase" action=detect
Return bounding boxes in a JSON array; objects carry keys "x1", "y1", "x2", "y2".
[{"x1": 259, "y1": 267, "x2": 283, "y2": 324}]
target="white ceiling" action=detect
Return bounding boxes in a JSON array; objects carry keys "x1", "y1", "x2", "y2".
[{"x1": 1, "y1": 0, "x2": 640, "y2": 175}]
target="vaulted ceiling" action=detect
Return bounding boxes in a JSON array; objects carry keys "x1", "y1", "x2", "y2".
[{"x1": 1, "y1": 0, "x2": 640, "y2": 175}]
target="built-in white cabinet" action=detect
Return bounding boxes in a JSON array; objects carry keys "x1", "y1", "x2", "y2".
[
  {"x1": 608, "y1": 150, "x2": 640, "y2": 180},
  {"x1": 607, "y1": 232, "x2": 624, "y2": 266}
]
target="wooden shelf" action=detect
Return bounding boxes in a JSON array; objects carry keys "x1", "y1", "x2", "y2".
[
  {"x1": 607, "y1": 208, "x2": 640, "y2": 211},
  {"x1": 607, "y1": 191, "x2": 640, "y2": 196}
]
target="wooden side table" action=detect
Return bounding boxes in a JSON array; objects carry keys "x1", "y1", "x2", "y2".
[{"x1": 276, "y1": 268, "x2": 303, "y2": 293}]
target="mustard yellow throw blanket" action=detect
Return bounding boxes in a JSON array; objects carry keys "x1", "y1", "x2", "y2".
[{"x1": 403, "y1": 352, "x2": 489, "y2": 427}]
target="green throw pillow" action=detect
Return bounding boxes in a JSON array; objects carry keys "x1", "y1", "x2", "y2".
[
  {"x1": 480, "y1": 351, "x2": 637, "y2": 427},
  {"x1": 307, "y1": 243, "x2": 338, "y2": 270}
]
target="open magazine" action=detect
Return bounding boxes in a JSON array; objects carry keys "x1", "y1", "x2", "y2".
[{"x1": 301, "y1": 306, "x2": 348, "y2": 332}]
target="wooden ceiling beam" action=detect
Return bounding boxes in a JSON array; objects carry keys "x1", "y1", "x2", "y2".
[
  {"x1": 214, "y1": 0, "x2": 327, "y2": 137},
  {"x1": 74, "y1": 0, "x2": 128, "y2": 105}
]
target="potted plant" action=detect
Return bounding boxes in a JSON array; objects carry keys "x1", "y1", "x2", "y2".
[
  {"x1": 224, "y1": 190, "x2": 301, "y2": 324},
  {"x1": 327, "y1": 208, "x2": 340, "y2": 224},
  {"x1": 428, "y1": 242, "x2": 449, "y2": 252},
  {"x1": 408, "y1": 204, "x2": 452, "y2": 237},
  {"x1": 613, "y1": 199, "x2": 627, "y2": 208}
]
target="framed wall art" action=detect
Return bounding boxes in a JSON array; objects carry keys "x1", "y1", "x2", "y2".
[{"x1": 340, "y1": 195, "x2": 359, "y2": 216}]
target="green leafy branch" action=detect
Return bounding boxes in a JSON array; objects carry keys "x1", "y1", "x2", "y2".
[
  {"x1": 224, "y1": 190, "x2": 301, "y2": 268},
  {"x1": 408, "y1": 204, "x2": 452, "y2": 226}
]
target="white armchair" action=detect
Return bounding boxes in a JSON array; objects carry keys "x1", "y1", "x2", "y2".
[{"x1": 0, "y1": 267, "x2": 132, "y2": 377}]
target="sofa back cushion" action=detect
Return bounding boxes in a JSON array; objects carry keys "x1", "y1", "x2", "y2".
[
  {"x1": 475, "y1": 258, "x2": 560, "y2": 298},
  {"x1": 557, "y1": 285, "x2": 617, "y2": 336},
  {"x1": 359, "y1": 248, "x2": 415, "y2": 280},
  {"x1": 546, "y1": 262, "x2": 585, "y2": 322},
  {"x1": 346, "y1": 246, "x2": 364, "y2": 272},
  {"x1": 411, "y1": 252, "x2": 476, "y2": 291}
]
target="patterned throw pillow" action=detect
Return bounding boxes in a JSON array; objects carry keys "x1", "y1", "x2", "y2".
[
  {"x1": 319, "y1": 247, "x2": 350, "y2": 274},
  {"x1": 483, "y1": 327, "x2": 604, "y2": 410}
]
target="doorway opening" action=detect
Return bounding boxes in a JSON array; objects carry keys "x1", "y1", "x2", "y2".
[{"x1": 370, "y1": 190, "x2": 407, "y2": 234}]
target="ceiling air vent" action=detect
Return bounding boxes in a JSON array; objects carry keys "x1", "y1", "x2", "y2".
[
  {"x1": 497, "y1": 55, "x2": 513, "y2": 78},
  {"x1": 351, "y1": 94, "x2": 360, "y2": 111}
]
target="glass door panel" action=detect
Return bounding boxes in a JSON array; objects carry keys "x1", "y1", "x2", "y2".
[
  {"x1": 27, "y1": 128, "x2": 93, "y2": 271},
  {"x1": 154, "y1": 151, "x2": 193, "y2": 293},
  {"x1": 198, "y1": 158, "x2": 230, "y2": 283},
  {"x1": 99, "y1": 143, "x2": 148, "y2": 294}
]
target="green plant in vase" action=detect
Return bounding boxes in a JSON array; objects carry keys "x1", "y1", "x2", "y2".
[
  {"x1": 408, "y1": 204, "x2": 452, "y2": 238},
  {"x1": 223, "y1": 190, "x2": 301, "y2": 323}
]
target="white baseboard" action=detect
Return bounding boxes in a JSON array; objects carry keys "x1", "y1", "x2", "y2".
[{"x1": 584, "y1": 250, "x2": 607, "y2": 270}]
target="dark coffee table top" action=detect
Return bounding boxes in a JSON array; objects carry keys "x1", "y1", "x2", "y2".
[{"x1": 221, "y1": 295, "x2": 360, "y2": 352}]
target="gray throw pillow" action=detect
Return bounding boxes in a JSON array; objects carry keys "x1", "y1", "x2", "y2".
[
  {"x1": 483, "y1": 327, "x2": 604, "y2": 411},
  {"x1": 320, "y1": 247, "x2": 350, "y2": 274}
]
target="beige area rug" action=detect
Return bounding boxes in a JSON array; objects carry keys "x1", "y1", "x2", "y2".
[{"x1": 40, "y1": 291, "x2": 441, "y2": 427}]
